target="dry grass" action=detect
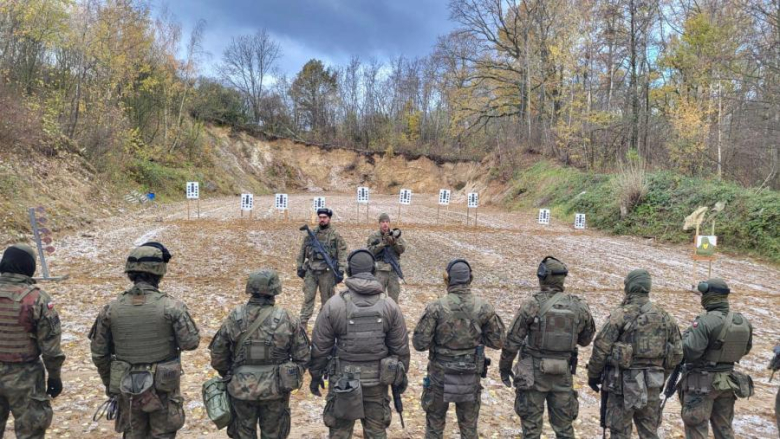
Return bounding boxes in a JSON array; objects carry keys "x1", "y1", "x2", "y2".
[{"x1": 614, "y1": 160, "x2": 648, "y2": 217}]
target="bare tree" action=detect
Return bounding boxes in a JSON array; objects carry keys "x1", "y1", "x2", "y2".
[{"x1": 219, "y1": 28, "x2": 281, "y2": 124}]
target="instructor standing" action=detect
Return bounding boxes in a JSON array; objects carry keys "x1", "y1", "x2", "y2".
[{"x1": 367, "y1": 212, "x2": 406, "y2": 303}]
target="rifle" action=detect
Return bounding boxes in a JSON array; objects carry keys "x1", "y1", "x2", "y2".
[
  {"x1": 570, "y1": 347, "x2": 579, "y2": 375},
  {"x1": 660, "y1": 362, "x2": 683, "y2": 410},
  {"x1": 769, "y1": 348, "x2": 780, "y2": 382},
  {"x1": 300, "y1": 225, "x2": 344, "y2": 284},
  {"x1": 392, "y1": 385, "x2": 405, "y2": 429},
  {"x1": 599, "y1": 377, "x2": 607, "y2": 439},
  {"x1": 374, "y1": 232, "x2": 405, "y2": 283}
]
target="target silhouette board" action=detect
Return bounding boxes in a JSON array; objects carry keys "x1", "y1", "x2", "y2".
[
  {"x1": 312, "y1": 197, "x2": 326, "y2": 224},
  {"x1": 240, "y1": 194, "x2": 254, "y2": 218},
  {"x1": 466, "y1": 193, "x2": 479, "y2": 227},
  {"x1": 186, "y1": 182, "x2": 200, "y2": 219},
  {"x1": 398, "y1": 189, "x2": 412, "y2": 224},
  {"x1": 539, "y1": 209, "x2": 551, "y2": 225},
  {"x1": 356, "y1": 187, "x2": 370, "y2": 223},
  {"x1": 275, "y1": 194, "x2": 289, "y2": 221},
  {"x1": 574, "y1": 214, "x2": 586, "y2": 230},
  {"x1": 437, "y1": 189, "x2": 451, "y2": 224}
]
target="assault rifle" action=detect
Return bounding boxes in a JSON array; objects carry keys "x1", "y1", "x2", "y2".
[
  {"x1": 570, "y1": 347, "x2": 579, "y2": 375},
  {"x1": 599, "y1": 375, "x2": 607, "y2": 439},
  {"x1": 661, "y1": 362, "x2": 684, "y2": 410},
  {"x1": 769, "y1": 346, "x2": 780, "y2": 382},
  {"x1": 392, "y1": 385, "x2": 405, "y2": 429},
  {"x1": 373, "y1": 231, "x2": 405, "y2": 283},
  {"x1": 300, "y1": 225, "x2": 344, "y2": 284}
]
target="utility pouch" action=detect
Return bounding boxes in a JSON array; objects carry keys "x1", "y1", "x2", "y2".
[
  {"x1": 644, "y1": 368, "x2": 665, "y2": 389},
  {"x1": 512, "y1": 355, "x2": 535, "y2": 390},
  {"x1": 609, "y1": 342, "x2": 633, "y2": 369},
  {"x1": 729, "y1": 371, "x2": 754, "y2": 399},
  {"x1": 154, "y1": 358, "x2": 182, "y2": 393},
  {"x1": 682, "y1": 371, "x2": 714, "y2": 395},
  {"x1": 228, "y1": 364, "x2": 281, "y2": 401},
  {"x1": 202, "y1": 376, "x2": 231, "y2": 430},
  {"x1": 120, "y1": 370, "x2": 162, "y2": 413},
  {"x1": 443, "y1": 372, "x2": 478, "y2": 403},
  {"x1": 333, "y1": 376, "x2": 364, "y2": 421},
  {"x1": 379, "y1": 356, "x2": 406, "y2": 387},
  {"x1": 622, "y1": 369, "x2": 648, "y2": 410},
  {"x1": 278, "y1": 362, "x2": 304, "y2": 393},
  {"x1": 109, "y1": 360, "x2": 131, "y2": 395},
  {"x1": 539, "y1": 358, "x2": 569, "y2": 375},
  {"x1": 604, "y1": 367, "x2": 623, "y2": 395}
]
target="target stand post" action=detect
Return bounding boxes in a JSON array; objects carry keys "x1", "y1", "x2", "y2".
[{"x1": 466, "y1": 193, "x2": 479, "y2": 227}]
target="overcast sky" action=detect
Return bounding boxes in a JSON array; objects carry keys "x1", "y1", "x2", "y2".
[{"x1": 159, "y1": 0, "x2": 456, "y2": 77}]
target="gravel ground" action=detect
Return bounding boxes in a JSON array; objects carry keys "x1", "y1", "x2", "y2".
[{"x1": 14, "y1": 193, "x2": 779, "y2": 438}]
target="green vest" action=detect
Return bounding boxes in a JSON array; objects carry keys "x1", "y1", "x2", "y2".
[
  {"x1": 431, "y1": 292, "x2": 484, "y2": 361},
  {"x1": 0, "y1": 282, "x2": 40, "y2": 362},
  {"x1": 336, "y1": 291, "x2": 389, "y2": 385},
  {"x1": 702, "y1": 311, "x2": 750, "y2": 364},
  {"x1": 527, "y1": 292, "x2": 579, "y2": 357},
  {"x1": 110, "y1": 289, "x2": 177, "y2": 364}
]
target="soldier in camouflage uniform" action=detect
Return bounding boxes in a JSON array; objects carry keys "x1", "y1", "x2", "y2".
[
  {"x1": 209, "y1": 269, "x2": 311, "y2": 439},
  {"x1": 310, "y1": 249, "x2": 410, "y2": 439},
  {"x1": 297, "y1": 208, "x2": 348, "y2": 327},
  {"x1": 499, "y1": 256, "x2": 595, "y2": 439},
  {"x1": 367, "y1": 213, "x2": 406, "y2": 303},
  {"x1": 0, "y1": 244, "x2": 65, "y2": 439},
  {"x1": 413, "y1": 259, "x2": 505, "y2": 439},
  {"x1": 586, "y1": 269, "x2": 683, "y2": 439},
  {"x1": 769, "y1": 344, "x2": 780, "y2": 435},
  {"x1": 89, "y1": 242, "x2": 200, "y2": 439},
  {"x1": 679, "y1": 279, "x2": 753, "y2": 439}
]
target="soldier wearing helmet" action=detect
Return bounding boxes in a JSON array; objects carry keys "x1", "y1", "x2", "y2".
[
  {"x1": 209, "y1": 269, "x2": 310, "y2": 439},
  {"x1": 413, "y1": 258, "x2": 505, "y2": 439},
  {"x1": 0, "y1": 244, "x2": 65, "y2": 438},
  {"x1": 89, "y1": 242, "x2": 200, "y2": 438},
  {"x1": 499, "y1": 256, "x2": 595, "y2": 439}
]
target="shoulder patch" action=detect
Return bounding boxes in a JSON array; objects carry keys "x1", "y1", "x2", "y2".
[
  {"x1": 47, "y1": 302, "x2": 54, "y2": 310},
  {"x1": 692, "y1": 321, "x2": 699, "y2": 328}
]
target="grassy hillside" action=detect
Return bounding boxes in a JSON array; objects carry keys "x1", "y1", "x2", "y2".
[{"x1": 506, "y1": 162, "x2": 780, "y2": 263}]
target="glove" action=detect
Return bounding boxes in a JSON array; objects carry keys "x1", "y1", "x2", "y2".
[
  {"x1": 310, "y1": 375, "x2": 325, "y2": 396},
  {"x1": 47, "y1": 377, "x2": 63, "y2": 398},
  {"x1": 500, "y1": 369, "x2": 514, "y2": 388},
  {"x1": 384, "y1": 236, "x2": 395, "y2": 245},
  {"x1": 297, "y1": 267, "x2": 306, "y2": 279},
  {"x1": 588, "y1": 376, "x2": 601, "y2": 393}
]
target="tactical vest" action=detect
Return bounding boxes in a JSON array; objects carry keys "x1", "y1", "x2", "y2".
[
  {"x1": 306, "y1": 229, "x2": 336, "y2": 269},
  {"x1": 0, "y1": 283, "x2": 41, "y2": 362},
  {"x1": 528, "y1": 292, "x2": 579, "y2": 356},
  {"x1": 622, "y1": 302, "x2": 668, "y2": 366},
  {"x1": 233, "y1": 307, "x2": 287, "y2": 367},
  {"x1": 336, "y1": 291, "x2": 389, "y2": 385},
  {"x1": 110, "y1": 290, "x2": 177, "y2": 364},
  {"x1": 703, "y1": 311, "x2": 750, "y2": 364},
  {"x1": 431, "y1": 294, "x2": 484, "y2": 361}
]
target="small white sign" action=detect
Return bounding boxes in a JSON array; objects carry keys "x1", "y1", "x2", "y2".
[
  {"x1": 399, "y1": 189, "x2": 412, "y2": 205},
  {"x1": 467, "y1": 192, "x2": 479, "y2": 208},
  {"x1": 538, "y1": 209, "x2": 551, "y2": 225},
  {"x1": 313, "y1": 197, "x2": 326, "y2": 211},
  {"x1": 186, "y1": 182, "x2": 199, "y2": 200},
  {"x1": 241, "y1": 193, "x2": 254, "y2": 211},
  {"x1": 439, "y1": 189, "x2": 451, "y2": 206},
  {"x1": 275, "y1": 194, "x2": 288, "y2": 210},
  {"x1": 357, "y1": 187, "x2": 370, "y2": 204},
  {"x1": 574, "y1": 213, "x2": 586, "y2": 229}
]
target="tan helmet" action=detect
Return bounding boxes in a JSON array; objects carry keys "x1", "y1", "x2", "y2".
[{"x1": 125, "y1": 242, "x2": 171, "y2": 276}]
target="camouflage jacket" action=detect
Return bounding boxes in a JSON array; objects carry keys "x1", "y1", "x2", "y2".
[
  {"x1": 413, "y1": 284, "x2": 505, "y2": 383},
  {"x1": 297, "y1": 225, "x2": 348, "y2": 272},
  {"x1": 682, "y1": 300, "x2": 753, "y2": 372},
  {"x1": 89, "y1": 282, "x2": 200, "y2": 388},
  {"x1": 309, "y1": 273, "x2": 410, "y2": 377},
  {"x1": 0, "y1": 273, "x2": 65, "y2": 377},
  {"x1": 500, "y1": 286, "x2": 595, "y2": 371},
  {"x1": 209, "y1": 296, "x2": 310, "y2": 375},
  {"x1": 366, "y1": 230, "x2": 406, "y2": 272},
  {"x1": 587, "y1": 293, "x2": 683, "y2": 380}
]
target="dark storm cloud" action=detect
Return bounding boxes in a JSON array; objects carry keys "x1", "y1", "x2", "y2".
[{"x1": 162, "y1": 0, "x2": 455, "y2": 75}]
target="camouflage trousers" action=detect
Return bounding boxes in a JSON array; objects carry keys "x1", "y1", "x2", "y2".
[
  {"x1": 421, "y1": 384, "x2": 481, "y2": 439},
  {"x1": 300, "y1": 269, "x2": 336, "y2": 326},
  {"x1": 324, "y1": 384, "x2": 391, "y2": 439},
  {"x1": 115, "y1": 388, "x2": 185, "y2": 438},
  {"x1": 776, "y1": 386, "x2": 780, "y2": 435},
  {"x1": 606, "y1": 387, "x2": 662, "y2": 439},
  {"x1": 376, "y1": 271, "x2": 401, "y2": 304},
  {"x1": 680, "y1": 389, "x2": 736, "y2": 439},
  {"x1": 0, "y1": 360, "x2": 53, "y2": 439},
  {"x1": 514, "y1": 358, "x2": 579, "y2": 439},
  {"x1": 228, "y1": 394, "x2": 291, "y2": 439}
]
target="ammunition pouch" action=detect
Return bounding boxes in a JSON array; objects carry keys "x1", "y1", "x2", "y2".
[
  {"x1": 109, "y1": 360, "x2": 131, "y2": 395},
  {"x1": 379, "y1": 356, "x2": 406, "y2": 387},
  {"x1": 609, "y1": 342, "x2": 633, "y2": 370},
  {"x1": 712, "y1": 370, "x2": 754, "y2": 399},
  {"x1": 154, "y1": 358, "x2": 181, "y2": 394},
  {"x1": 682, "y1": 370, "x2": 714, "y2": 395},
  {"x1": 278, "y1": 362, "x2": 304, "y2": 393}
]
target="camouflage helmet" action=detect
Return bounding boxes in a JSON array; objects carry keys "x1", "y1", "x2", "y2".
[
  {"x1": 245, "y1": 270, "x2": 282, "y2": 296},
  {"x1": 125, "y1": 242, "x2": 172, "y2": 276}
]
